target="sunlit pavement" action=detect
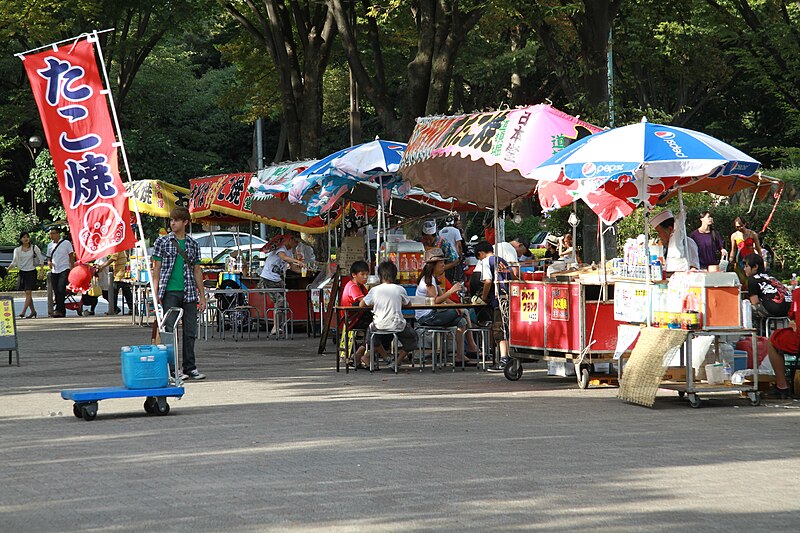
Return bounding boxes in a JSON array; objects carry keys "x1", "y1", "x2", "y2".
[{"x1": 1, "y1": 302, "x2": 799, "y2": 532}]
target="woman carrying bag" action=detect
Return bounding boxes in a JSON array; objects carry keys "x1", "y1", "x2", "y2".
[{"x1": 10, "y1": 231, "x2": 45, "y2": 319}]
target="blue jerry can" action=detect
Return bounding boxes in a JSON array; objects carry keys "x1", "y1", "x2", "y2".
[{"x1": 121, "y1": 345, "x2": 169, "y2": 389}]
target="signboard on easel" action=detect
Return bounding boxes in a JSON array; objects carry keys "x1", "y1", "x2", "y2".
[{"x1": 0, "y1": 296, "x2": 20, "y2": 365}]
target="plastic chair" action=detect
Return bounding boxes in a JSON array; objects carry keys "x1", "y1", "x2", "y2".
[
  {"x1": 416, "y1": 326, "x2": 458, "y2": 372},
  {"x1": 368, "y1": 330, "x2": 399, "y2": 374}
]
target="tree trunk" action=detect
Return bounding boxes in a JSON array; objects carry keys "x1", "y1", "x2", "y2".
[{"x1": 226, "y1": 0, "x2": 336, "y2": 159}]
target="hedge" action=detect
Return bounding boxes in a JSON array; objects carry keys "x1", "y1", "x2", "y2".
[{"x1": 0, "y1": 267, "x2": 48, "y2": 292}]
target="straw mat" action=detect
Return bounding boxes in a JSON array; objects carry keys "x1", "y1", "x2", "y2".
[{"x1": 618, "y1": 327, "x2": 688, "y2": 407}]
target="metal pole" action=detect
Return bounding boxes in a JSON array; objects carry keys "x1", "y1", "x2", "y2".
[
  {"x1": 607, "y1": 26, "x2": 615, "y2": 128},
  {"x1": 91, "y1": 30, "x2": 162, "y2": 327}
]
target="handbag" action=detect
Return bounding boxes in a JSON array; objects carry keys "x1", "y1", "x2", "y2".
[{"x1": 88, "y1": 277, "x2": 102, "y2": 297}]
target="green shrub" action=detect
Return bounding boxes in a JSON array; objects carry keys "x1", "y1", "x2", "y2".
[{"x1": 0, "y1": 267, "x2": 48, "y2": 292}]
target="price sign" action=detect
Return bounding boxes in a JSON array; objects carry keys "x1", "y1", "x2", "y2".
[
  {"x1": 0, "y1": 297, "x2": 19, "y2": 365},
  {"x1": 520, "y1": 289, "x2": 539, "y2": 322},
  {"x1": 550, "y1": 287, "x2": 570, "y2": 321}
]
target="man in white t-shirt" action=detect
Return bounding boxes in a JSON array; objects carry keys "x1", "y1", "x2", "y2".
[
  {"x1": 361, "y1": 261, "x2": 417, "y2": 368},
  {"x1": 438, "y1": 214, "x2": 463, "y2": 259},
  {"x1": 495, "y1": 241, "x2": 519, "y2": 278},
  {"x1": 46, "y1": 226, "x2": 76, "y2": 317}
]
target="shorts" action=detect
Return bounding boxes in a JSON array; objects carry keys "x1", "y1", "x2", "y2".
[
  {"x1": 417, "y1": 308, "x2": 467, "y2": 329},
  {"x1": 368, "y1": 322, "x2": 418, "y2": 352},
  {"x1": 770, "y1": 327, "x2": 800, "y2": 354},
  {"x1": 258, "y1": 278, "x2": 286, "y2": 308},
  {"x1": 491, "y1": 307, "x2": 507, "y2": 341}
]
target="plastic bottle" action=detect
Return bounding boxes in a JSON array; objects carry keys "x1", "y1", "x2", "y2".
[
  {"x1": 792, "y1": 273, "x2": 797, "y2": 288},
  {"x1": 722, "y1": 361, "x2": 732, "y2": 385}
]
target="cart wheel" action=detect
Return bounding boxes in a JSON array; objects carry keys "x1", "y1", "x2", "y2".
[
  {"x1": 677, "y1": 391, "x2": 686, "y2": 398},
  {"x1": 72, "y1": 403, "x2": 83, "y2": 418},
  {"x1": 577, "y1": 365, "x2": 590, "y2": 389},
  {"x1": 504, "y1": 359, "x2": 523, "y2": 381},
  {"x1": 155, "y1": 401, "x2": 170, "y2": 416},
  {"x1": 748, "y1": 391, "x2": 761, "y2": 406},
  {"x1": 81, "y1": 403, "x2": 98, "y2": 421},
  {"x1": 688, "y1": 394, "x2": 701, "y2": 408},
  {"x1": 144, "y1": 397, "x2": 157, "y2": 414}
]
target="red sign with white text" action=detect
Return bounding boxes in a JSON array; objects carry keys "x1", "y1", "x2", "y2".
[{"x1": 21, "y1": 37, "x2": 136, "y2": 262}]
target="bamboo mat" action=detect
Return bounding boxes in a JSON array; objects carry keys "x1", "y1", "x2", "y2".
[{"x1": 618, "y1": 327, "x2": 688, "y2": 407}]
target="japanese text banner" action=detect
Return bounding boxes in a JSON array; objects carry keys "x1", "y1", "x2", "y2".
[{"x1": 21, "y1": 37, "x2": 136, "y2": 262}]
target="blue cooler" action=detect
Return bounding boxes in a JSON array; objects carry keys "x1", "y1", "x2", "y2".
[
  {"x1": 121, "y1": 345, "x2": 169, "y2": 389},
  {"x1": 732, "y1": 350, "x2": 748, "y2": 372}
]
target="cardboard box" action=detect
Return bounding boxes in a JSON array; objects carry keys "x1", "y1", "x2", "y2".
[{"x1": 662, "y1": 366, "x2": 688, "y2": 382}]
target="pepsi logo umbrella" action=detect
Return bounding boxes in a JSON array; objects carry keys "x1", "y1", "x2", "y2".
[{"x1": 530, "y1": 119, "x2": 761, "y2": 224}]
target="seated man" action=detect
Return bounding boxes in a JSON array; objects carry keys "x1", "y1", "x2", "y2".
[
  {"x1": 743, "y1": 253, "x2": 791, "y2": 319},
  {"x1": 766, "y1": 287, "x2": 800, "y2": 399},
  {"x1": 360, "y1": 261, "x2": 417, "y2": 367}
]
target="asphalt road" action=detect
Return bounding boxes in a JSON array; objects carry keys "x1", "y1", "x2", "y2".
[{"x1": 1, "y1": 305, "x2": 799, "y2": 532}]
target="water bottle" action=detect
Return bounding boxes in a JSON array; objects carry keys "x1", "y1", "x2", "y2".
[
  {"x1": 722, "y1": 361, "x2": 732, "y2": 385},
  {"x1": 792, "y1": 273, "x2": 797, "y2": 288}
]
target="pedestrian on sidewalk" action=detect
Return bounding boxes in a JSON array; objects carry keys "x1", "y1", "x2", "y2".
[
  {"x1": 10, "y1": 231, "x2": 45, "y2": 319},
  {"x1": 46, "y1": 226, "x2": 75, "y2": 318},
  {"x1": 151, "y1": 207, "x2": 207, "y2": 380}
]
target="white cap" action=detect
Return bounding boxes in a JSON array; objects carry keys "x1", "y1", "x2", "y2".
[
  {"x1": 422, "y1": 220, "x2": 437, "y2": 235},
  {"x1": 650, "y1": 209, "x2": 674, "y2": 228}
]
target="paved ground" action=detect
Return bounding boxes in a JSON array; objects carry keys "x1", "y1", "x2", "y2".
[{"x1": 2, "y1": 295, "x2": 800, "y2": 532}]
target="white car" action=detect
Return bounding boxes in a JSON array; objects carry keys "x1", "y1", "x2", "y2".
[{"x1": 190, "y1": 231, "x2": 268, "y2": 263}]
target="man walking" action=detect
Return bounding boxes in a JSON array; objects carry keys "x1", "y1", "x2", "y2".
[
  {"x1": 152, "y1": 207, "x2": 207, "y2": 380},
  {"x1": 46, "y1": 226, "x2": 75, "y2": 318}
]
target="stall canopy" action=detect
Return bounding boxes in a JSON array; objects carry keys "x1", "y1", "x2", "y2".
[
  {"x1": 250, "y1": 160, "x2": 317, "y2": 199},
  {"x1": 288, "y1": 139, "x2": 406, "y2": 216},
  {"x1": 531, "y1": 119, "x2": 765, "y2": 224},
  {"x1": 127, "y1": 179, "x2": 190, "y2": 218},
  {"x1": 399, "y1": 104, "x2": 602, "y2": 209},
  {"x1": 189, "y1": 173, "x2": 342, "y2": 234}
]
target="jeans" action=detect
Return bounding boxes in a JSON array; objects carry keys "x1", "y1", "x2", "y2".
[
  {"x1": 111, "y1": 280, "x2": 133, "y2": 312},
  {"x1": 51, "y1": 270, "x2": 69, "y2": 315},
  {"x1": 162, "y1": 291, "x2": 199, "y2": 373}
]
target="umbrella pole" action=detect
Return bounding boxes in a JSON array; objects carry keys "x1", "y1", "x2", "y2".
[
  {"x1": 600, "y1": 220, "x2": 607, "y2": 300},
  {"x1": 643, "y1": 172, "x2": 652, "y2": 327}
]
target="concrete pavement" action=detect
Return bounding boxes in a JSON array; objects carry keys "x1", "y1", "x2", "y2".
[{"x1": 1, "y1": 307, "x2": 799, "y2": 532}]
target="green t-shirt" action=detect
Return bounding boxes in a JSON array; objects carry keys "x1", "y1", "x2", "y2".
[{"x1": 165, "y1": 239, "x2": 186, "y2": 292}]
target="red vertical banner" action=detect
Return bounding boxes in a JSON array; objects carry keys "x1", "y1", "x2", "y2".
[{"x1": 20, "y1": 37, "x2": 136, "y2": 262}]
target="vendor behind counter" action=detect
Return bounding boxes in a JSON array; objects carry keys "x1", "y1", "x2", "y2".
[{"x1": 650, "y1": 208, "x2": 699, "y2": 273}]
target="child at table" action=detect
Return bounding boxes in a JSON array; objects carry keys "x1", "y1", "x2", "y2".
[
  {"x1": 340, "y1": 260, "x2": 384, "y2": 368},
  {"x1": 360, "y1": 261, "x2": 417, "y2": 366}
]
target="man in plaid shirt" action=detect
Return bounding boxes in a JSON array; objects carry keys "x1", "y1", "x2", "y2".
[{"x1": 152, "y1": 207, "x2": 207, "y2": 380}]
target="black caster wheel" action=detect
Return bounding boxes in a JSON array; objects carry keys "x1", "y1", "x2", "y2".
[
  {"x1": 577, "y1": 365, "x2": 590, "y2": 389},
  {"x1": 688, "y1": 394, "x2": 701, "y2": 408},
  {"x1": 749, "y1": 392, "x2": 761, "y2": 406},
  {"x1": 144, "y1": 397, "x2": 157, "y2": 414},
  {"x1": 73, "y1": 403, "x2": 83, "y2": 418},
  {"x1": 81, "y1": 403, "x2": 98, "y2": 421},
  {"x1": 504, "y1": 359, "x2": 523, "y2": 381},
  {"x1": 678, "y1": 391, "x2": 686, "y2": 398},
  {"x1": 155, "y1": 400, "x2": 170, "y2": 416}
]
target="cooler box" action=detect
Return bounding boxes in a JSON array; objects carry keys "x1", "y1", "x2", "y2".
[{"x1": 121, "y1": 344, "x2": 169, "y2": 389}]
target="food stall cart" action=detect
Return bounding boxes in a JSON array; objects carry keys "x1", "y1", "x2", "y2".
[
  {"x1": 508, "y1": 269, "x2": 626, "y2": 388},
  {"x1": 613, "y1": 270, "x2": 761, "y2": 407}
]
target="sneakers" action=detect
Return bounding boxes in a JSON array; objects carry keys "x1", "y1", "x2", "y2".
[
  {"x1": 487, "y1": 357, "x2": 509, "y2": 373},
  {"x1": 186, "y1": 369, "x2": 206, "y2": 380},
  {"x1": 770, "y1": 384, "x2": 791, "y2": 400}
]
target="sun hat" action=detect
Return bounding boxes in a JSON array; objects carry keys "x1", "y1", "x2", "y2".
[
  {"x1": 545, "y1": 234, "x2": 559, "y2": 246},
  {"x1": 650, "y1": 209, "x2": 674, "y2": 228},
  {"x1": 424, "y1": 247, "x2": 445, "y2": 263},
  {"x1": 422, "y1": 220, "x2": 437, "y2": 235}
]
